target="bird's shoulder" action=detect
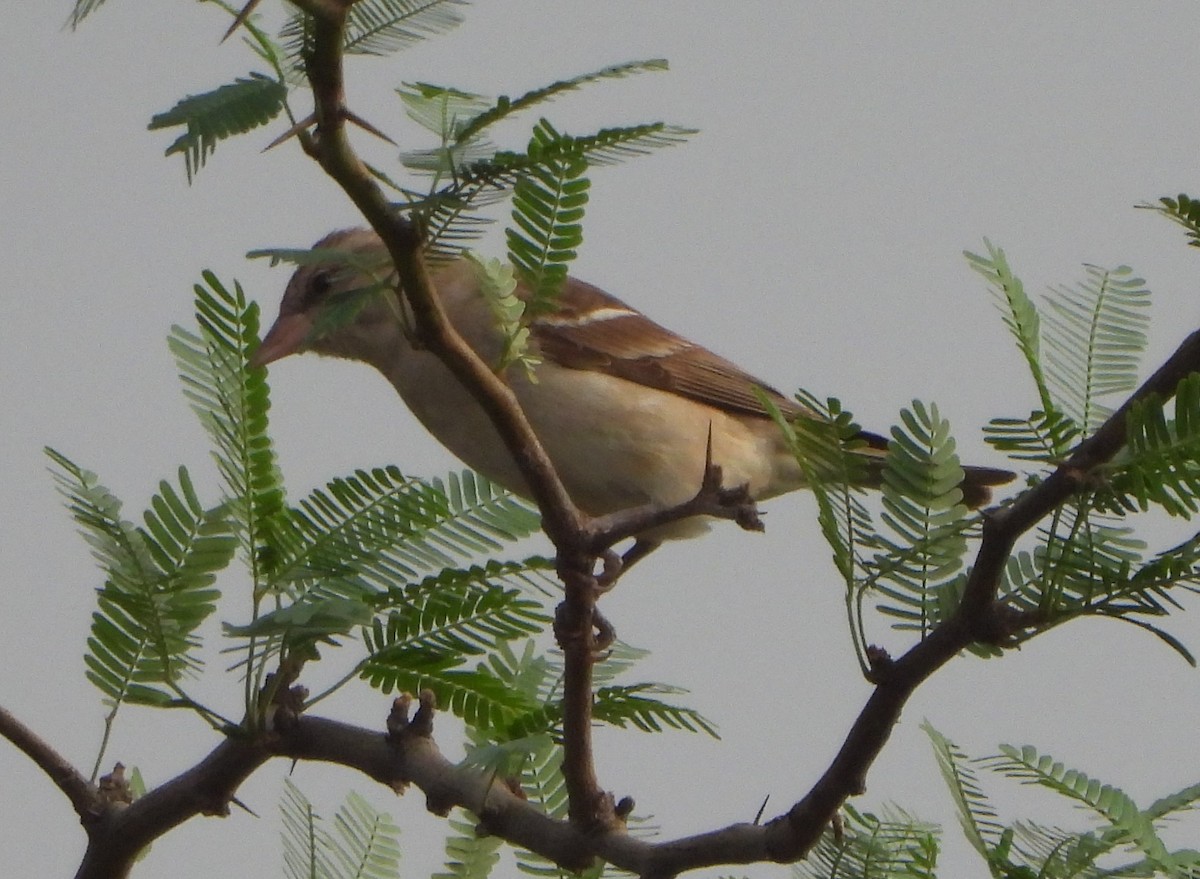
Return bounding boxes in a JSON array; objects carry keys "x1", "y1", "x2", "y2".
[{"x1": 529, "y1": 275, "x2": 806, "y2": 420}]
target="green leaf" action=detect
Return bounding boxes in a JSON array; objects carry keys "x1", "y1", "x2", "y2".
[
  {"x1": 398, "y1": 81, "x2": 493, "y2": 139},
  {"x1": 47, "y1": 450, "x2": 234, "y2": 707},
  {"x1": 1042, "y1": 264, "x2": 1149, "y2": 434},
  {"x1": 148, "y1": 74, "x2": 286, "y2": 182},
  {"x1": 345, "y1": 0, "x2": 467, "y2": 55},
  {"x1": 280, "y1": 779, "x2": 401, "y2": 879},
  {"x1": 872, "y1": 401, "x2": 973, "y2": 636},
  {"x1": 455, "y1": 59, "x2": 670, "y2": 144},
  {"x1": 1142, "y1": 193, "x2": 1200, "y2": 249},
  {"x1": 923, "y1": 722, "x2": 1005, "y2": 868},
  {"x1": 169, "y1": 272, "x2": 286, "y2": 578},
  {"x1": 1103, "y1": 374, "x2": 1200, "y2": 518},
  {"x1": 984, "y1": 743, "x2": 1176, "y2": 872},
  {"x1": 983, "y1": 409, "x2": 1079, "y2": 463},
  {"x1": 592, "y1": 684, "x2": 718, "y2": 738},
  {"x1": 281, "y1": 0, "x2": 467, "y2": 67},
  {"x1": 418, "y1": 122, "x2": 693, "y2": 260},
  {"x1": 966, "y1": 240, "x2": 1054, "y2": 418},
  {"x1": 270, "y1": 468, "x2": 543, "y2": 602},
  {"x1": 432, "y1": 814, "x2": 503, "y2": 879},
  {"x1": 66, "y1": 0, "x2": 108, "y2": 28},
  {"x1": 793, "y1": 803, "x2": 940, "y2": 879},
  {"x1": 364, "y1": 573, "x2": 548, "y2": 657},
  {"x1": 506, "y1": 119, "x2": 590, "y2": 311},
  {"x1": 359, "y1": 650, "x2": 535, "y2": 729}
]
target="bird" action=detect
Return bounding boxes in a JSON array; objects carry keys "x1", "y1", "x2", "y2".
[{"x1": 253, "y1": 228, "x2": 1014, "y2": 572}]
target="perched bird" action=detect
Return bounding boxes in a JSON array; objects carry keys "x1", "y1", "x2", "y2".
[{"x1": 254, "y1": 229, "x2": 1013, "y2": 567}]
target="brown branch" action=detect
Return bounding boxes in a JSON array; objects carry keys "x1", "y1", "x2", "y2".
[
  {"x1": 74, "y1": 734, "x2": 270, "y2": 879},
  {"x1": 0, "y1": 703, "x2": 97, "y2": 819},
  {"x1": 270, "y1": 3, "x2": 1200, "y2": 874},
  {"x1": 289, "y1": 0, "x2": 618, "y2": 829}
]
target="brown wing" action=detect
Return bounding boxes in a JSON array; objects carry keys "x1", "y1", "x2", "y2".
[{"x1": 529, "y1": 275, "x2": 808, "y2": 420}]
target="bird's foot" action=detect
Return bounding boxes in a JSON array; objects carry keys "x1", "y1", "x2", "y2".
[{"x1": 595, "y1": 538, "x2": 663, "y2": 591}]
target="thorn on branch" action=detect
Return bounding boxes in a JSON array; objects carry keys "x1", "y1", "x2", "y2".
[
  {"x1": 220, "y1": 0, "x2": 262, "y2": 43},
  {"x1": 753, "y1": 794, "x2": 770, "y2": 825},
  {"x1": 263, "y1": 113, "x2": 316, "y2": 153},
  {"x1": 344, "y1": 109, "x2": 397, "y2": 145},
  {"x1": 695, "y1": 429, "x2": 763, "y2": 531},
  {"x1": 230, "y1": 796, "x2": 259, "y2": 818}
]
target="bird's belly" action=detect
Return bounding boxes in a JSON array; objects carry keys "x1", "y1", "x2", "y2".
[{"x1": 390, "y1": 356, "x2": 794, "y2": 540}]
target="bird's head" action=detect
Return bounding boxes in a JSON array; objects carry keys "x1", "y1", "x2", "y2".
[{"x1": 251, "y1": 228, "x2": 401, "y2": 370}]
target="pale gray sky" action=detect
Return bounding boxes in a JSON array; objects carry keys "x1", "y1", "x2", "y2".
[{"x1": 4, "y1": 3, "x2": 1200, "y2": 877}]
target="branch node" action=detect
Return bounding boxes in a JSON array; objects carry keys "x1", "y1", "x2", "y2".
[
  {"x1": 863, "y1": 645, "x2": 893, "y2": 684},
  {"x1": 385, "y1": 693, "x2": 414, "y2": 741},
  {"x1": 614, "y1": 795, "x2": 635, "y2": 820},
  {"x1": 97, "y1": 762, "x2": 133, "y2": 808},
  {"x1": 269, "y1": 684, "x2": 309, "y2": 732},
  {"x1": 425, "y1": 790, "x2": 455, "y2": 817}
]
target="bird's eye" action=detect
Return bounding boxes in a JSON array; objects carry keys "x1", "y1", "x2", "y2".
[{"x1": 303, "y1": 269, "x2": 333, "y2": 307}]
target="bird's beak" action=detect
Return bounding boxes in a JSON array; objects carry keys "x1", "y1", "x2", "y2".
[{"x1": 250, "y1": 312, "x2": 313, "y2": 369}]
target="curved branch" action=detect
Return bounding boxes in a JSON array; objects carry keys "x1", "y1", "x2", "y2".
[{"x1": 0, "y1": 703, "x2": 97, "y2": 819}]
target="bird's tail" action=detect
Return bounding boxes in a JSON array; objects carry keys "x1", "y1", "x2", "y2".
[
  {"x1": 959, "y1": 465, "x2": 1017, "y2": 508},
  {"x1": 853, "y1": 430, "x2": 1015, "y2": 509}
]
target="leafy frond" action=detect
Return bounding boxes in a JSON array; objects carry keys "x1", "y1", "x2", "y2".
[
  {"x1": 47, "y1": 450, "x2": 234, "y2": 707},
  {"x1": 455, "y1": 59, "x2": 670, "y2": 144},
  {"x1": 768, "y1": 392, "x2": 875, "y2": 585},
  {"x1": 280, "y1": 0, "x2": 465, "y2": 75},
  {"x1": 169, "y1": 272, "x2": 285, "y2": 571},
  {"x1": 280, "y1": 778, "x2": 322, "y2": 879},
  {"x1": 923, "y1": 722, "x2": 1005, "y2": 867},
  {"x1": 793, "y1": 804, "x2": 940, "y2": 879},
  {"x1": 1002, "y1": 820, "x2": 1111, "y2": 879},
  {"x1": 872, "y1": 402, "x2": 977, "y2": 635},
  {"x1": 466, "y1": 253, "x2": 541, "y2": 376},
  {"x1": 592, "y1": 684, "x2": 718, "y2": 737},
  {"x1": 418, "y1": 122, "x2": 693, "y2": 259},
  {"x1": 1143, "y1": 193, "x2": 1200, "y2": 249},
  {"x1": 363, "y1": 573, "x2": 548, "y2": 657},
  {"x1": 1144, "y1": 780, "x2": 1200, "y2": 821},
  {"x1": 280, "y1": 779, "x2": 401, "y2": 879},
  {"x1": 66, "y1": 0, "x2": 108, "y2": 28},
  {"x1": 984, "y1": 744, "x2": 1175, "y2": 872},
  {"x1": 1042, "y1": 264, "x2": 1149, "y2": 434},
  {"x1": 327, "y1": 790, "x2": 403, "y2": 879},
  {"x1": 983, "y1": 409, "x2": 1080, "y2": 463},
  {"x1": 514, "y1": 736, "x2": 572, "y2": 875},
  {"x1": 359, "y1": 649, "x2": 535, "y2": 728},
  {"x1": 432, "y1": 814, "x2": 502, "y2": 879},
  {"x1": 1102, "y1": 374, "x2": 1200, "y2": 518},
  {"x1": 399, "y1": 81, "x2": 493, "y2": 139},
  {"x1": 148, "y1": 73, "x2": 286, "y2": 182},
  {"x1": 345, "y1": 0, "x2": 467, "y2": 56},
  {"x1": 269, "y1": 467, "x2": 542, "y2": 600},
  {"x1": 506, "y1": 119, "x2": 590, "y2": 310},
  {"x1": 966, "y1": 239, "x2": 1053, "y2": 415}
]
